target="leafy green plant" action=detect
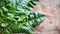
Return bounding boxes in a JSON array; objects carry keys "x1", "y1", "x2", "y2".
[{"x1": 0, "y1": 0, "x2": 45, "y2": 34}]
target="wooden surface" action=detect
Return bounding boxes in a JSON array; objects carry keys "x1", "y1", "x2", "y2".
[{"x1": 33, "y1": 0, "x2": 60, "y2": 34}]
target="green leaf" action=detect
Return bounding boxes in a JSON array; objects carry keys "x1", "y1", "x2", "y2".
[
  {"x1": 19, "y1": 12, "x2": 45, "y2": 27},
  {"x1": 2, "y1": 29, "x2": 10, "y2": 34},
  {"x1": 13, "y1": 26, "x2": 34, "y2": 34},
  {"x1": 1, "y1": 23, "x2": 8, "y2": 27},
  {"x1": 0, "y1": 0, "x2": 45, "y2": 34},
  {"x1": 27, "y1": 0, "x2": 39, "y2": 8}
]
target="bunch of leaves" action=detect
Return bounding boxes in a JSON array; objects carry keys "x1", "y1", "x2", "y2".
[{"x1": 0, "y1": 0, "x2": 45, "y2": 34}]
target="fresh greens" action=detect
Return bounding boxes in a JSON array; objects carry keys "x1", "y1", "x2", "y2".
[{"x1": 0, "y1": 0, "x2": 45, "y2": 34}]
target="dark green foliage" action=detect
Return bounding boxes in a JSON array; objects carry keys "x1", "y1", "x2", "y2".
[
  {"x1": 27, "y1": 0, "x2": 39, "y2": 8},
  {"x1": 0, "y1": 0, "x2": 45, "y2": 34}
]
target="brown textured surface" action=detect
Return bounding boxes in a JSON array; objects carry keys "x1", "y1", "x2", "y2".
[{"x1": 33, "y1": 0, "x2": 60, "y2": 34}]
